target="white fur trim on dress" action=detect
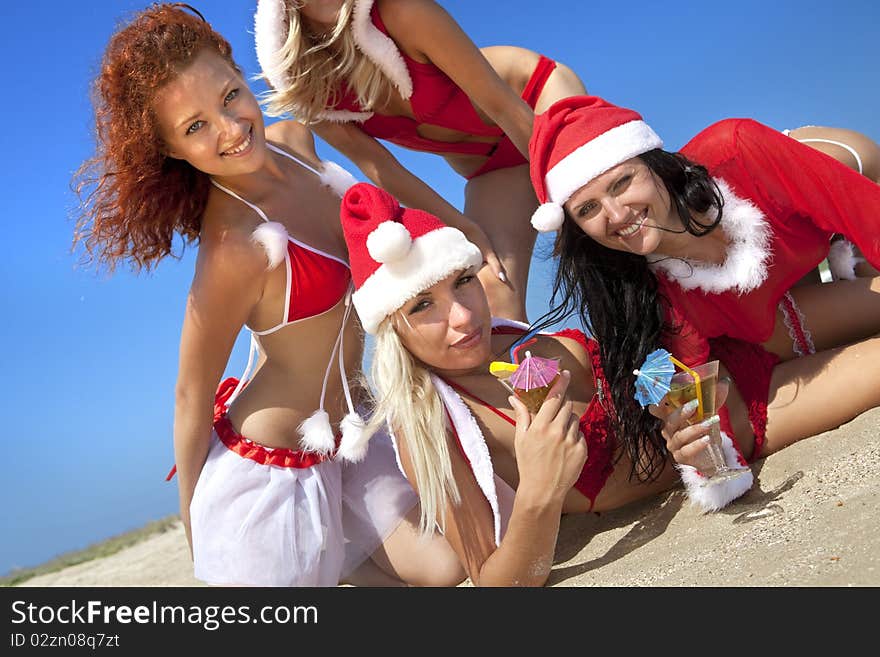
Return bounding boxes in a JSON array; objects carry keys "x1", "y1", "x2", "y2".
[
  {"x1": 315, "y1": 108, "x2": 374, "y2": 123},
  {"x1": 254, "y1": 0, "x2": 289, "y2": 91},
  {"x1": 677, "y1": 430, "x2": 753, "y2": 513},
  {"x1": 353, "y1": 227, "x2": 483, "y2": 333},
  {"x1": 648, "y1": 179, "x2": 772, "y2": 294},
  {"x1": 827, "y1": 238, "x2": 858, "y2": 281},
  {"x1": 251, "y1": 221, "x2": 289, "y2": 270},
  {"x1": 336, "y1": 411, "x2": 373, "y2": 463},
  {"x1": 531, "y1": 202, "x2": 565, "y2": 233},
  {"x1": 544, "y1": 120, "x2": 663, "y2": 206},
  {"x1": 351, "y1": 0, "x2": 413, "y2": 99},
  {"x1": 298, "y1": 408, "x2": 338, "y2": 455},
  {"x1": 319, "y1": 159, "x2": 360, "y2": 197},
  {"x1": 432, "y1": 374, "x2": 502, "y2": 547}
]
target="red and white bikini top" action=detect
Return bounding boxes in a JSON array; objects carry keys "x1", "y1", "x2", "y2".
[
  {"x1": 211, "y1": 143, "x2": 351, "y2": 335},
  {"x1": 211, "y1": 144, "x2": 368, "y2": 461},
  {"x1": 323, "y1": 0, "x2": 503, "y2": 157}
]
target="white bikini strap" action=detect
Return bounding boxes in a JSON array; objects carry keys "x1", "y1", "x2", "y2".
[
  {"x1": 267, "y1": 142, "x2": 324, "y2": 176},
  {"x1": 210, "y1": 179, "x2": 270, "y2": 223},
  {"x1": 226, "y1": 332, "x2": 261, "y2": 407},
  {"x1": 795, "y1": 137, "x2": 864, "y2": 175},
  {"x1": 209, "y1": 143, "x2": 323, "y2": 220},
  {"x1": 337, "y1": 290, "x2": 357, "y2": 415},
  {"x1": 317, "y1": 285, "x2": 356, "y2": 414}
]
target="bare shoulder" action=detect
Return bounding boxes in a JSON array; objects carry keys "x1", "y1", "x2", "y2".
[
  {"x1": 377, "y1": 0, "x2": 452, "y2": 36},
  {"x1": 265, "y1": 119, "x2": 321, "y2": 163},
  {"x1": 198, "y1": 193, "x2": 272, "y2": 279},
  {"x1": 545, "y1": 332, "x2": 591, "y2": 371}
]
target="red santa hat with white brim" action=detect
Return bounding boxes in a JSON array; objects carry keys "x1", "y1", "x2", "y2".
[
  {"x1": 341, "y1": 183, "x2": 483, "y2": 335},
  {"x1": 529, "y1": 95, "x2": 664, "y2": 232}
]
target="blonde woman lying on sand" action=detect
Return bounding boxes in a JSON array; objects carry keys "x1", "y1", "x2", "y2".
[{"x1": 331, "y1": 181, "x2": 743, "y2": 586}]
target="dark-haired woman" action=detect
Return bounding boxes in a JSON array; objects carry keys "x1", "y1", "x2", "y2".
[
  {"x1": 73, "y1": 3, "x2": 463, "y2": 587},
  {"x1": 528, "y1": 95, "x2": 880, "y2": 510}
]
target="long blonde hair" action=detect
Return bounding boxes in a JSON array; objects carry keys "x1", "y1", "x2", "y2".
[
  {"x1": 366, "y1": 317, "x2": 460, "y2": 535},
  {"x1": 262, "y1": 0, "x2": 396, "y2": 123}
]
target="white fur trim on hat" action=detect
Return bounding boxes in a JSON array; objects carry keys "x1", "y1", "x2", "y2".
[
  {"x1": 648, "y1": 179, "x2": 771, "y2": 294},
  {"x1": 353, "y1": 226, "x2": 482, "y2": 333},
  {"x1": 254, "y1": 0, "x2": 289, "y2": 91},
  {"x1": 545, "y1": 120, "x2": 663, "y2": 207},
  {"x1": 677, "y1": 430, "x2": 753, "y2": 513},
  {"x1": 351, "y1": 0, "x2": 413, "y2": 99},
  {"x1": 827, "y1": 238, "x2": 858, "y2": 281},
  {"x1": 531, "y1": 202, "x2": 565, "y2": 232},
  {"x1": 251, "y1": 221, "x2": 289, "y2": 270},
  {"x1": 367, "y1": 221, "x2": 412, "y2": 263},
  {"x1": 319, "y1": 159, "x2": 360, "y2": 197}
]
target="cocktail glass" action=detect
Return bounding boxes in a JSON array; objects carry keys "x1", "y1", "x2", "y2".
[{"x1": 665, "y1": 360, "x2": 749, "y2": 485}]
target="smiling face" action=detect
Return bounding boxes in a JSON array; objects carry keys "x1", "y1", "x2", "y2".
[
  {"x1": 394, "y1": 268, "x2": 493, "y2": 374},
  {"x1": 563, "y1": 158, "x2": 678, "y2": 256},
  {"x1": 152, "y1": 49, "x2": 267, "y2": 177}
]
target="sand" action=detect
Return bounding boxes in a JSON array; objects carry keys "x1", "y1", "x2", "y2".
[{"x1": 20, "y1": 407, "x2": 880, "y2": 587}]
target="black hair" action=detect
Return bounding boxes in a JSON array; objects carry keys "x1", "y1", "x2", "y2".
[{"x1": 535, "y1": 148, "x2": 724, "y2": 482}]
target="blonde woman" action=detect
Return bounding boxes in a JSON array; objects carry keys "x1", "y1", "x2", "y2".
[
  {"x1": 254, "y1": 0, "x2": 587, "y2": 322},
  {"x1": 335, "y1": 181, "x2": 730, "y2": 586}
]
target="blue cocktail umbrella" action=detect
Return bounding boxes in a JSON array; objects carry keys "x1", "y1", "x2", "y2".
[{"x1": 633, "y1": 348, "x2": 675, "y2": 407}]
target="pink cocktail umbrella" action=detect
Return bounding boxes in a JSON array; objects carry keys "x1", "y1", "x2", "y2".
[
  {"x1": 508, "y1": 351, "x2": 560, "y2": 390},
  {"x1": 508, "y1": 351, "x2": 561, "y2": 413}
]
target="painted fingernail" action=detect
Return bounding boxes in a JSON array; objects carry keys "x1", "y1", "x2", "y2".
[
  {"x1": 498, "y1": 271, "x2": 508, "y2": 282},
  {"x1": 701, "y1": 415, "x2": 720, "y2": 428},
  {"x1": 682, "y1": 399, "x2": 700, "y2": 414}
]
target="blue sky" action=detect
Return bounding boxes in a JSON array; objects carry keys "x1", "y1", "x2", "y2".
[{"x1": 3, "y1": 0, "x2": 878, "y2": 576}]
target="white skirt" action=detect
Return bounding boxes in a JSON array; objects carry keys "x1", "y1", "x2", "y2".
[{"x1": 190, "y1": 422, "x2": 417, "y2": 587}]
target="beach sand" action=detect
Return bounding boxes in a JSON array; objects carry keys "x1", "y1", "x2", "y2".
[{"x1": 20, "y1": 407, "x2": 880, "y2": 587}]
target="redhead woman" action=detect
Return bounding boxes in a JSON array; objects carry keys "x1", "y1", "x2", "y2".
[{"x1": 73, "y1": 3, "x2": 463, "y2": 587}]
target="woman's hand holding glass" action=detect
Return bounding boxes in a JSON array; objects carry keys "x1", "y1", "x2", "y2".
[
  {"x1": 649, "y1": 378, "x2": 731, "y2": 471},
  {"x1": 510, "y1": 370, "x2": 588, "y2": 501}
]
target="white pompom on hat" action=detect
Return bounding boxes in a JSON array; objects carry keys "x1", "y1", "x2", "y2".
[
  {"x1": 340, "y1": 183, "x2": 483, "y2": 334},
  {"x1": 528, "y1": 95, "x2": 664, "y2": 232}
]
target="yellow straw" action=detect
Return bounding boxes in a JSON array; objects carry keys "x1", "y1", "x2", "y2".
[{"x1": 669, "y1": 356, "x2": 704, "y2": 421}]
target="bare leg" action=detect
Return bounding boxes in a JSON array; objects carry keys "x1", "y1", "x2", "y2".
[
  {"x1": 762, "y1": 276, "x2": 880, "y2": 361},
  {"x1": 464, "y1": 62, "x2": 587, "y2": 322},
  {"x1": 788, "y1": 126, "x2": 880, "y2": 282},
  {"x1": 360, "y1": 505, "x2": 466, "y2": 587},
  {"x1": 465, "y1": 164, "x2": 537, "y2": 322},
  {"x1": 787, "y1": 126, "x2": 880, "y2": 182},
  {"x1": 724, "y1": 276, "x2": 880, "y2": 458},
  {"x1": 762, "y1": 334, "x2": 880, "y2": 456}
]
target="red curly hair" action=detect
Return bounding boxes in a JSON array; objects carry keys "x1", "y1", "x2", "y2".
[{"x1": 73, "y1": 3, "x2": 239, "y2": 272}]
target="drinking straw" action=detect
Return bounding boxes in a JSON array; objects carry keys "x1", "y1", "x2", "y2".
[{"x1": 669, "y1": 356, "x2": 704, "y2": 421}]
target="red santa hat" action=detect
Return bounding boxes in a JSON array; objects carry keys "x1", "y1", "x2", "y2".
[
  {"x1": 341, "y1": 183, "x2": 483, "y2": 334},
  {"x1": 529, "y1": 95, "x2": 664, "y2": 232}
]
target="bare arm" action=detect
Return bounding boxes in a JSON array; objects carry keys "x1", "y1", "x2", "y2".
[
  {"x1": 173, "y1": 228, "x2": 267, "y2": 554},
  {"x1": 398, "y1": 372, "x2": 586, "y2": 586},
  {"x1": 381, "y1": 0, "x2": 534, "y2": 157},
  {"x1": 311, "y1": 119, "x2": 505, "y2": 279}
]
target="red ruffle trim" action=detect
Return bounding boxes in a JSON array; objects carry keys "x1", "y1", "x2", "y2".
[{"x1": 165, "y1": 377, "x2": 332, "y2": 479}]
